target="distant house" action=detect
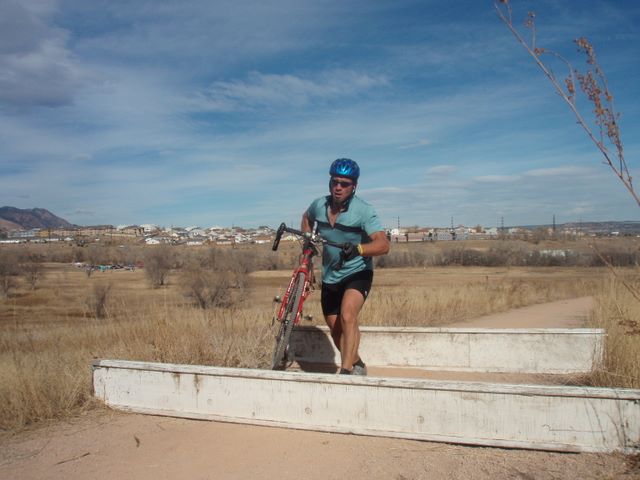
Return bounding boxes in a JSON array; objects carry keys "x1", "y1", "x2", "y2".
[
  {"x1": 140, "y1": 224, "x2": 160, "y2": 233},
  {"x1": 115, "y1": 225, "x2": 143, "y2": 236},
  {"x1": 252, "y1": 235, "x2": 272, "y2": 244},
  {"x1": 166, "y1": 227, "x2": 187, "y2": 238}
]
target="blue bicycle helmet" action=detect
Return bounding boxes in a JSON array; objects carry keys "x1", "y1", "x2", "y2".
[{"x1": 329, "y1": 158, "x2": 360, "y2": 181}]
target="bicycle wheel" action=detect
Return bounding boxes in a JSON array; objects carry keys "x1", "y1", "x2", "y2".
[{"x1": 271, "y1": 272, "x2": 305, "y2": 370}]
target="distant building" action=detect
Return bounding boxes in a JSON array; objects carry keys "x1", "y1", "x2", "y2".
[
  {"x1": 8, "y1": 229, "x2": 39, "y2": 239},
  {"x1": 140, "y1": 224, "x2": 160, "y2": 233}
]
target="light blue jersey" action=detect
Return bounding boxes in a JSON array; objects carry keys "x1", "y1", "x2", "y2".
[{"x1": 306, "y1": 195, "x2": 384, "y2": 284}]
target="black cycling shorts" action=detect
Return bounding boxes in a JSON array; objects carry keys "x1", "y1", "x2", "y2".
[{"x1": 321, "y1": 269, "x2": 374, "y2": 316}]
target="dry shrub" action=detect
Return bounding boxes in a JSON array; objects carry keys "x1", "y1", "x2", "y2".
[
  {"x1": 86, "y1": 283, "x2": 112, "y2": 319},
  {"x1": 375, "y1": 242, "x2": 640, "y2": 268},
  {"x1": 203, "y1": 245, "x2": 279, "y2": 273},
  {"x1": 589, "y1": 275, "x2": 640, "y2": 389},
  {"x1": 181, "y1": 267, "x2": 246, "y2": 309},
  {"x1": 376, "y1": 249, "x2": 431, "y2": 268},
  {"x1": 179, "y1": 248, "x2": 256, "y2": 309}
]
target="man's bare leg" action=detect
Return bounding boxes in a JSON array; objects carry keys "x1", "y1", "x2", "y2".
[
  {"x1": 324, "y1": 289, "x2": 365, "y2": 371},
  {"x1": 324, "y1": 314, "x2": 342, "y2": 352},
  {"x1": 338, "y1": 288, "x2": 365, "y2": 371}
]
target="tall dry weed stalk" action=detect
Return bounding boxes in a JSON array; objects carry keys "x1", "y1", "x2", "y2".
[
  {"x1": 86, "y1": 283, "x2": 112, "y2": 319},
  {"x1": 495, "y1": 0, "x2": 637, "y2": 206},
  {"x1": 0, "y1": 300, "x2": 273, "y2": 431}
]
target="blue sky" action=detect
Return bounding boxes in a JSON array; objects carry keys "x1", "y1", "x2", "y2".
[{"x1": 1, "y1": 0, "x2": 639, "y2": 229}]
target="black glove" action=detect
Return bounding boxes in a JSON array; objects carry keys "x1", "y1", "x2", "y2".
[{"x1": 341, "y1": 242, "x2": 360, "y2": 262}]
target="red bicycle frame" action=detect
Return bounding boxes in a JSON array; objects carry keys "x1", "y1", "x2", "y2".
[
  {"x1": 275, "y1": 241, "x2": 316, "y2": 326},
  {"x1": 270, "y1": 222, "x2": 345, "y2": 369}
]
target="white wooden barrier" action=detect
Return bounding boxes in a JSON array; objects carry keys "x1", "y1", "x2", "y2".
[
  {"x1": 93, "y1": 359, "x2": 640, "y2": 453},
  {"x1": 290, "y1": 326, "x2": 604, "y2": 374}
]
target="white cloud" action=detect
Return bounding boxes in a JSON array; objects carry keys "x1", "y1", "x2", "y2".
[
  {"x1": 398, "y1": 139, "x2": 431, "y2": 149},
  {"x1": 474, "y1": 174, "x2": 520, "y2": 183},
  {"x1": 426, "y1": 165, "x2": 457, "y2": 176},
  {"x1": 524, "y1": 166, "x2": 593, "y2": 177},
  {"x1": 0, "y1": 1, "x2": 87, "y2": 107},
  {"x1": 196, "y1": 70, "x2": 389, "y2": 111}
]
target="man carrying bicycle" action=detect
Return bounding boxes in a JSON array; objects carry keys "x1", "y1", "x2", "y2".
[{"x1": 301, "y1": 158, "x2": 390, "y2": 375}]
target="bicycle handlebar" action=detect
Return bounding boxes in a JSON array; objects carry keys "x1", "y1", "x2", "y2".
[{"x1": 272, "y1": 222, "x2": 345, "y2": 251}]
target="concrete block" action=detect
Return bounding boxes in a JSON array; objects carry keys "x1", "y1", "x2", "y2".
[
  {"x1": 290, "y1": 326, "x2": 604, "y2": 374},
  {"x1": 93, "y1": 359, "x2": 640, "y2": 453}
]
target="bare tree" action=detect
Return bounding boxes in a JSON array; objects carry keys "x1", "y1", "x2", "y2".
[
  {"x1": 21, "y1": 261, "x2": 43, "y2": 290},
  {"x1": 83, "y1": 244, "x2": 108, "y2": 278},
  {"x1": 495, "y1": 0, "x2": 637, "y2": 206},
  {"x1": 86, "y1": 244, "x2": 108, "y2": 267},
  {"x1": 144, "y1": 244, "x2": 174, "y2": 288},
  {"x1": 0, "y1": 252, "x2": 18, "y2": 299}
]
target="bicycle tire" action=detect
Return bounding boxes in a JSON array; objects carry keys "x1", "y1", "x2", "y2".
[{"x1": 271, "y1": 272, "x2": 305, "y2": 370}]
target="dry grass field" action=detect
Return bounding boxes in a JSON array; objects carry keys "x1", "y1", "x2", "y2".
[{"x1": 0, "y1": 238, "x2": 639, "y2": 433}]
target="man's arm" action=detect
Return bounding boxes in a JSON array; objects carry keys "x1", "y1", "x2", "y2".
[
  {"x1": 360, "y1": 231, "x2": 389, "y2": 257},
  {"x1": 301, "y1": 210, "x2": 312, "y2": 233}
]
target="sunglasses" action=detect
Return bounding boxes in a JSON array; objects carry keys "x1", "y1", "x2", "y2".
[{"x1": 330, "y1": 179, "x2": 354, "y2": 188}]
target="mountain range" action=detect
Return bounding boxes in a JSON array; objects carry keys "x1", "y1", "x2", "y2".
[{"x1": 0, "y1": 206, "x2": 75, "y2": 231}]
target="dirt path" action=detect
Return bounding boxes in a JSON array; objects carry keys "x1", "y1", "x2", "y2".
[
  {"x1": 1, "y1": 409, "x2": 636, "y2": 480},
  {"x1": 448, "y1": 296, "x2": 593, "y2": 329},
  {"x1": 1, "y1": 296, "x2": 638, "y2": 480}
]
